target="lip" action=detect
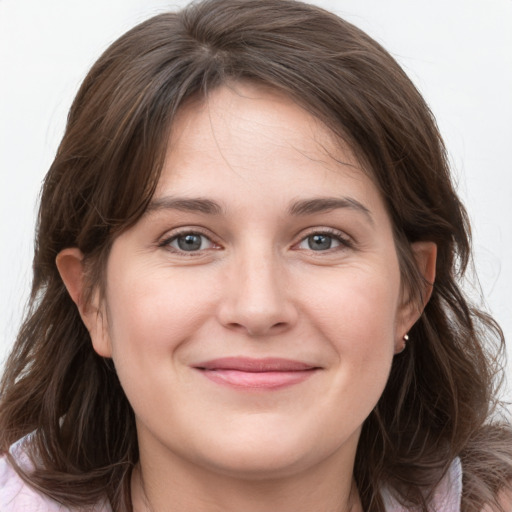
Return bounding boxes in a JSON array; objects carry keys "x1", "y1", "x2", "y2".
[{"x1": 193, "y1": 357, "x2": 320, "y2": 390}]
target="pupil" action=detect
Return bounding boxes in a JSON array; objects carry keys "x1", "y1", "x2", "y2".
[
  {"x1": 309, "y1": 234, "x2": 332, "y2": 251},
  {"x1": 178, "y1": 234, "x2": 202, "y2": 251}
]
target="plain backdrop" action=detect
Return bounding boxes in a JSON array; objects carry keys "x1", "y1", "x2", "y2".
[{"x1": 1, "y1": 0, "x2": 511, "y2": 405}]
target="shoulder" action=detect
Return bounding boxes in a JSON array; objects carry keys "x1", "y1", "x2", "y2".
[
  {"x1": 0, "y1": 451, "x2": 64, "y2": 511},
  {"x1": 382, "y1": 458, "x2": 512, "y2": 512},
  {"x1": 381, "y1": 458, "x2": 462, "y2": 512},
  {"x1": 0, "y1": 439, "x2": 111, "y2": 512}
]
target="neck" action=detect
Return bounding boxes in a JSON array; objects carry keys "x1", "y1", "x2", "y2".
[{"x1": 131, "y1": 449, "x2": 363, "y2": 512}]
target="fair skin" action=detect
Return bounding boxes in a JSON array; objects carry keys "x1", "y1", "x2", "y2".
[
  {"x1": 57, "y1": 83, "x2": 436, "y2": 512},
  {"x1": 487, "y1": 488, "x2": 512, "y2": 512}
]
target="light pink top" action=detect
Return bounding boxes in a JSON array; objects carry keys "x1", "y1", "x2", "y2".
[
  {"x1": 0, "y1": 439, "x2": 461, "y2": 511},
  {"x1": 0, "y1": 439, "x2": 111, "y2": 512},
  {"x1": 382, "y1": 458, "x2": 462, "y2": 511}
]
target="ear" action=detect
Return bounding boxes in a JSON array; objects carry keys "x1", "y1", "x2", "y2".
[
  {"x1": 56, "y1": 248, "x2": 112, "y2": 358},
  {"x1": 395, "y1": 241, "x2": 437, "y2": 353}
]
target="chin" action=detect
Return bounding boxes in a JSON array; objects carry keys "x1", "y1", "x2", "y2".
[
  {"x1": 192, "y1": 421, "x2": 358, "y2": 481},
  {"x1": 202, "y1": 446, "x2": 316, "y2": 481}
]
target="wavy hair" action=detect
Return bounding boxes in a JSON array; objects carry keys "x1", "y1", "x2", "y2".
[{"x1": 1, "y1": 1, "x2": 511, "y2": 510}]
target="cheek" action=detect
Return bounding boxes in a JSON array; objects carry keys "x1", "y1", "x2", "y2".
[
  {"x1": 102, "y1": 265, "x2": 219, "y2": 423},
  {"x1": 304, "y1": 265, "x2": 401, "y2": 344},
  {"x1": 300, "y1": 265, "x2": 400, "y2": 394},
  {"x1": 105, "y1": 263, "x2": 219, "y2": 359}
]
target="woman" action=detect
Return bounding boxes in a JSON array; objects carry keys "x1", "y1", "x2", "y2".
[{"x1": 0, "y1": 0, "x2": 511, "y2": 510}]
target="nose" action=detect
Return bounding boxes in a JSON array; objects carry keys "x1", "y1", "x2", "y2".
[{"x1": 216, "y1": 249, "x2": 298, "y2": 337}]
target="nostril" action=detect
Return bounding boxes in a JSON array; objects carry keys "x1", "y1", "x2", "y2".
[
  {"x1": 226, "y1": 322, "x2": 245, "y2": 331},
  {"x1": 224, "y1": 320, "x2": 290, "y2": 337}
]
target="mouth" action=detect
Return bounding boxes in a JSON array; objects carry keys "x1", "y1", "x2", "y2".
[{"x1": 193, "y1": 357, "x2": 321, "y2": 390}]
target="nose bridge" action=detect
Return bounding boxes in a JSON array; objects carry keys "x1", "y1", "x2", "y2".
[
  {"x1": 239, "y1": 247, "x2": 280, "y2": 305},
  {"x1": 218, "y1": 239, "x2": 296, "y2": 336}
]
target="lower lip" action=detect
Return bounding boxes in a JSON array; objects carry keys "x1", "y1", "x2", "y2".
[{"x1": 198, "y1": 369, "x2": 317, "y2": 390}]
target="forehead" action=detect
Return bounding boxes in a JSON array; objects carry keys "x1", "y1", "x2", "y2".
[
  {"x1": 151, "y1": 82, "x2": 389, "y2": 226},
  {"x1": 162, "y1": 83, "x2": 363, "y2": 184}
]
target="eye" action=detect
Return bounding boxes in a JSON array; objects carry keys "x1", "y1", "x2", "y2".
[
  {"x1": 296, "y1": 231, "x2": 351, "y2": 252},
  {"x1": 164, "y1": 232, "x2": 216, "y2": 252}
]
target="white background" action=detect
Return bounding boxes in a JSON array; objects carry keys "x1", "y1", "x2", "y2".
[{"x1": 1, "y1": 0, "x2": 511, "y2": 405}]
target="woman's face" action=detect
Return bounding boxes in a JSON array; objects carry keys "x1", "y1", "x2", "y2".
[{"x1": 87, "y1": 83, "x2": 428, "y2": 481}]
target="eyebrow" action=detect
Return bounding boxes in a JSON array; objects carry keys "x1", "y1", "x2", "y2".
[
  {"x1": 146, "y1": 197, "x2": 223, "y2": 215},
  {"x1": 145, "y1": 195, "x2": 372, "y2": 223},
  {"x1": 288, "y1": 197, "x2": 373, "y2": 224}
]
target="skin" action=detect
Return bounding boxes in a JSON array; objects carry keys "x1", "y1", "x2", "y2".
[{"x1": 58, "y1": 83, "x2": 436, "y2": 512}]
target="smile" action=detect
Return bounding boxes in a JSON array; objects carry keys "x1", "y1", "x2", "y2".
[{"x1": 193, "y1": 357, "x2": 320, "y2": 390}]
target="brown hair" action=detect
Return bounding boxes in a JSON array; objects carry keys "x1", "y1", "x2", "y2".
[{"x1": 1, "y1": 0, "x2": 511, "y2": 510}]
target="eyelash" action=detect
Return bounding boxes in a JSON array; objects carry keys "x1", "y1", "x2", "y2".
[
  {"x1": 158, "y1": 227, "x2": 354, "y2": 255},
  {"x1": 158, "y1": 229, "x2": 219, "y2": 256},
  {"x1": 294, "y1": 228, "x2": 354, "y2": 253}
]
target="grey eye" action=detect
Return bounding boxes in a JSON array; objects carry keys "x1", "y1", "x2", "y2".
[
  {"x1": 171, "y1": 233, "x2": 210, "y2": 251},
  {"x1": 297, "y1": 232, "x2": 345, "y2": 252},
  {"x1": 307, "y1": 234, "x2": 335, "y2": 251}
]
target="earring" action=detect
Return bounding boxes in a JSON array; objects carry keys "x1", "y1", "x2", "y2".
[{"x1": 395, "y1": 333, "x2": 409, "y2": 354}]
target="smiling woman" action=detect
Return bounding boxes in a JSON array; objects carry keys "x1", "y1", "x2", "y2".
[
  {"x1": 0, "y1": 1, "x2": 511, "y2": 511},
  {"x1": 58, "y1": 85, "x2": 429, "y2": 508}
]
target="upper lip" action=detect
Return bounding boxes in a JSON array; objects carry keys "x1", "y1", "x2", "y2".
[{"x1": 194, "y1": 357, "x2": 318, "y2": 372}]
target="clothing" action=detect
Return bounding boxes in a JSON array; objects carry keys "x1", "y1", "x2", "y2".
[
  {"x1": 1, "y1": 439, "x2": 461, "y2": 511},
  {"x1": 381, "y1": 458, "x2": 462, "y2": 512},
  {"x1": 0, "y1": 439, "x2": 111, "y2": 512}
]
